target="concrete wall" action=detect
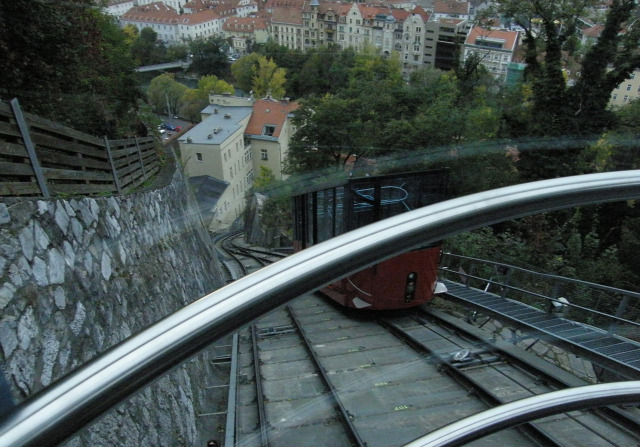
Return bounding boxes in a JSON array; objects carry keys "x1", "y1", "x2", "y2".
[{"x1": 0, "y1": 162, "x2": 226, "y2": 446}]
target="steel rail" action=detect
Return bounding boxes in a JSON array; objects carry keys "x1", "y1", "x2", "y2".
[
  {"x1": 250, "y1": 325, "x2": 270, "y2": 447},
  {"x1": 224, "y1": 333, "x2": 239, "y2": 447},
  {"x1": 287, "y1": 306, "x2": 367, "y2": 447},
  {"x1": 2, "y1": 171, "x2": 640, "y2": 446},
  {"x1": 402, "y1": 381, "x2": 640, "y2": 447},
  {"x1": 379, "y1": 319, "x2": 564, "y2": 447}
]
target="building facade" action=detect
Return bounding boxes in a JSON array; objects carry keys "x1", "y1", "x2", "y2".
[
  {"x1": 610, "y1": 69, "x2": 640, "y2": 107},
  {"x1": 178, "y1": 105, "x2": 254, "y2": 232},
  {"x1": 244, "y1": 98, "x2": 299, "y2": 180},
  {"x1": 178, "y1": 94, "x2": 297, "y2": 231},
  {"x1": 462, "y1": 26, "x2": 520, "y2": 80}
]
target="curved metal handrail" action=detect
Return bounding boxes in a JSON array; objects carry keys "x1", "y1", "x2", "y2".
[
  {"x1": 2, "y1": 171, "x2": 640, "y2": 446},
  {"x1": 402, "y1": 381, "x2": 640, "y2": 447}
]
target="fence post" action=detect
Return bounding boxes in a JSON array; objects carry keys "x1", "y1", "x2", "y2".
[
  {"x1": 134, "y1": 138, "x2": 147, "y2": 179},
  {"x1": 104, "y1": 137, "x2": 122, "y2": 194},
  {"x1": 10, "y1": 98, "x2": 50, "y2": 198}
]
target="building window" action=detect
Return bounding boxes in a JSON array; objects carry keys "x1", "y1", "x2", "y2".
[
  {"x1": 627, "y1": 84, "x2": 632, "y2": 91},
  {"x1": 262, "y1": 125, "x2": 276, "y2": 136},
  {"x1": 196, "y1": 152, "x2": 203, "y2": 162},
  {"x1": 261, "y1": 149, "x2": 268, "y2": 160}
]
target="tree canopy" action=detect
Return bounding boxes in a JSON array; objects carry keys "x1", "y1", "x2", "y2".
[
  {"x1": 494, "y1": 0, "x2": 640, "y2": 136},
  {"x1": 0, "y1": 0, "x2": 143, "y2": 136}
]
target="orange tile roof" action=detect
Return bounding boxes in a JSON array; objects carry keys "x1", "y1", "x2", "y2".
[
  {"x1": 264, "y1": 0, "x2": 306, "y2": 8},
  {"x1": 465, "y1": 26, "x2": 519, "y2": 51},
  {"x1": 120, "y1": 2, "x2": 179, "y2": 22},
  {"x1": 269, "y1": 6, "x2": 303, "y2": 25},
  {"x1": 245, "y1": 99, "x2": 299, "y2": 138},
  {"x1": 411, "y1": 5, "x2": 431, "y2": 22},
  {"x1": 223, "y1": 16, "x2": 269, "y2": 31},
  {"x1": 582, "y1": 24, "x2": 604, "y2": 38},
  {"x1": 434, "y1": 1, "x2": 470, "y2": 15}
]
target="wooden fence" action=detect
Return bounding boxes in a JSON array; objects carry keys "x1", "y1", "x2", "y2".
[{"x1": 0, "y1": 99, "x2": 161, "y2": 198}]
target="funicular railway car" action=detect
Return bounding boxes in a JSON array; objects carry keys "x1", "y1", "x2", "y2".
[{"x1": 292, "y1": 169, "x2": 449, "y2": 310}]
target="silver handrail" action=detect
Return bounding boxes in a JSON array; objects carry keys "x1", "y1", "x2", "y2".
[
  {"x1": 403, "y1": 380, "x2": 640, "y2": 447},
  {"x1": 2, "y1": 170, "x2": 640, "y2": 446}
]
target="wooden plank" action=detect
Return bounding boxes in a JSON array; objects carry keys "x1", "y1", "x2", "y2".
[
  {"x1": 0, "y1": 141, "x2": 29, "y2": 158},
  {"x1": 36, "y1": 147, "x2": 112, "y2": 171},
  {"x1": 115, "y1": 163, "x2": 140, "y2": 178},
  {"x1": 139, "y1": 145, "x2": 158, "y2": 157},
  {"x1": 29, "y1": 132, "x2": 108, "y2": 160},
  {"x1": 41, "y1": 167, "x2": 114, "y2": 182},
  {"x1": 0, "y1": 182, "x2": 42, "y2": 196},
  {"x1": 16, "y1": 109, "x2": 104, "y2": 146},
  {"x1": 113, "y1": 155, "x2": 142, "y2": 170},
  {"x1": 50, "y1": 183, "x2": 117, "y2": 196},
  {"x1": 111, "y1": 146, "x2": 140, "y2": 159},
  {"x1": 0, "y1": 161, "x2": 36, "y2": 176},
  {"x1": 0, "y1": 120, "x2": 23, "y2": 140}
]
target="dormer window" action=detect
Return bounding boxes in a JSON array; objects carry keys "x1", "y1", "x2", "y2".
[{"x1": 262, "y1": 125, "x2": 276, "y2": 136}]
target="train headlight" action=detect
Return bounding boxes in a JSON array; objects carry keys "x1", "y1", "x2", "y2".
[{"x1": 405, "y1": 272, "x2": 417, "y2": 303}]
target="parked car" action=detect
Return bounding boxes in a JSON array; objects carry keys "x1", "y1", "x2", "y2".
[
  {"x1": 164, "y1": 123, "x2": 176, "y2": 131},
  {"x1": 175, "y1": 126, "x2": 182, "y2": 132}
]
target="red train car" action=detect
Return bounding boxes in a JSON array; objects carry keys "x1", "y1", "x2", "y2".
[{"x1": 292, "y1": 169, "x2": 449, "y2": 310}]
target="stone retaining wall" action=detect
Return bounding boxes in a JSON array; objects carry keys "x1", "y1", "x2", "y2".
[{"x1": 0, "y1": 162, "x2": 225, "y2": 446}]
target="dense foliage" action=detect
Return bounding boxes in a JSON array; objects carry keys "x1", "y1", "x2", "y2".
[
  {"x1": 252, "y1": 5, "x2": 640, "y2": 291},
  {"x1": 2, "y1": 0, "x2": 640, "y2": 290},
  {"x1": 0, "y1": 0, "x2": 143, "y2": 137}
]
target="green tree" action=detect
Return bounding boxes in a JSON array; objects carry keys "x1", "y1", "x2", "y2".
[
  {"x1": 122, "y1": 24, "x2": 139, "y2": 45},
  {"x1": 495, "y1": 0, "x2": 640, "y2": 136},
  {"x1": 188, "y1": 36, "x2": 228, "y2": 77},
  {"x1": 130, "y1": 27, "x2": 166, "y2": 66},
  {"x1": 252, "y1": 57, "x2": 287, "y2": 99},
  {"x1": 253, "y1": 166, "x2": 277, "y2": 189},
  {"x1": 231, "y1": 52, "x2": 263, "y2": 94},
  {"x1": 0, "y1": 0, "x2": 142, "y2": 136},
  {"x1": 180, "y1": 75, "x2": 234, "y2": 122},
  {"x1": 286, "y1": 94, "x2": 371, "y2": 173},
  {"x1": 146, "y1": 73, "x2": 188, "y2": 118}
]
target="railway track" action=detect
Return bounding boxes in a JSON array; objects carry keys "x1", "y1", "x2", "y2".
[
  {"x1": 212, "y1": 234, "x2": 640, "y2": 447},
  {"x1": 216, "y1": 232, "x2": 287, "y2": 280},
  {"x1": 234, "y1": 297, "x2": 640, "y2": 447}
]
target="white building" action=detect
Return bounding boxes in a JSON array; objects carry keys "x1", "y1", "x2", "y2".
[
  {"x1": 104, "y1": 1, "x2": 136, "y2": 18},
  {"x1": 119, "y1": 2, "x2": 226, "y2": 45},
  {"x1": 462, "y1": 27, "x2": 520, "y2": 81},
  {"x1": 610, "y1": 69, "x2": 640, "y2": 107},
  {"x1": 178, "y1": 105, "x2": 254, "y2": 232}
]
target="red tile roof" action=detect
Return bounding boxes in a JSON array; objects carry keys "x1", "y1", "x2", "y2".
[
  {"x1": 245, "y1": 99, "x2": 299, "y2": 138},
  {"x1": 465, "y1": 26, "x2": 519, "y2": 51},
  {"x1": 223, "y1": 16, "x2": 269, "y2": 31},
  {"x1": 434, "y1": 1, "x2": 470, "y2": 16}
]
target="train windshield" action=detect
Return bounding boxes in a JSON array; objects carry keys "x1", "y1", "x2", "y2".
[
  {"x1": 347, "y1": 170, "x2": 449, "y2": 232},
  {"x1": 293, "y1": 170, "x2": 448, "y2": 248}
]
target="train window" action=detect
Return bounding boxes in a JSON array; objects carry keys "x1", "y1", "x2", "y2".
[
  {"x1": 379, "y1": 176, "x2": 412, "y2": 220},
  {"x1": 335, "y1": 186, "x2": 345, "y2": 236},
  {"x1": 306, "y1": 194, "x2": 314, "y2": 247},
  {"x1": 316, "y1": 189, "x2": 334, "y2": 243},
  {"x1": 350, "y1": 179, "x2": 378, "y2": 229}
]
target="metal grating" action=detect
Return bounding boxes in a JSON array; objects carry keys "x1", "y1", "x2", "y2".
[{"x1": 442, "y1": 280, "x2": 640, "y2": 379}]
